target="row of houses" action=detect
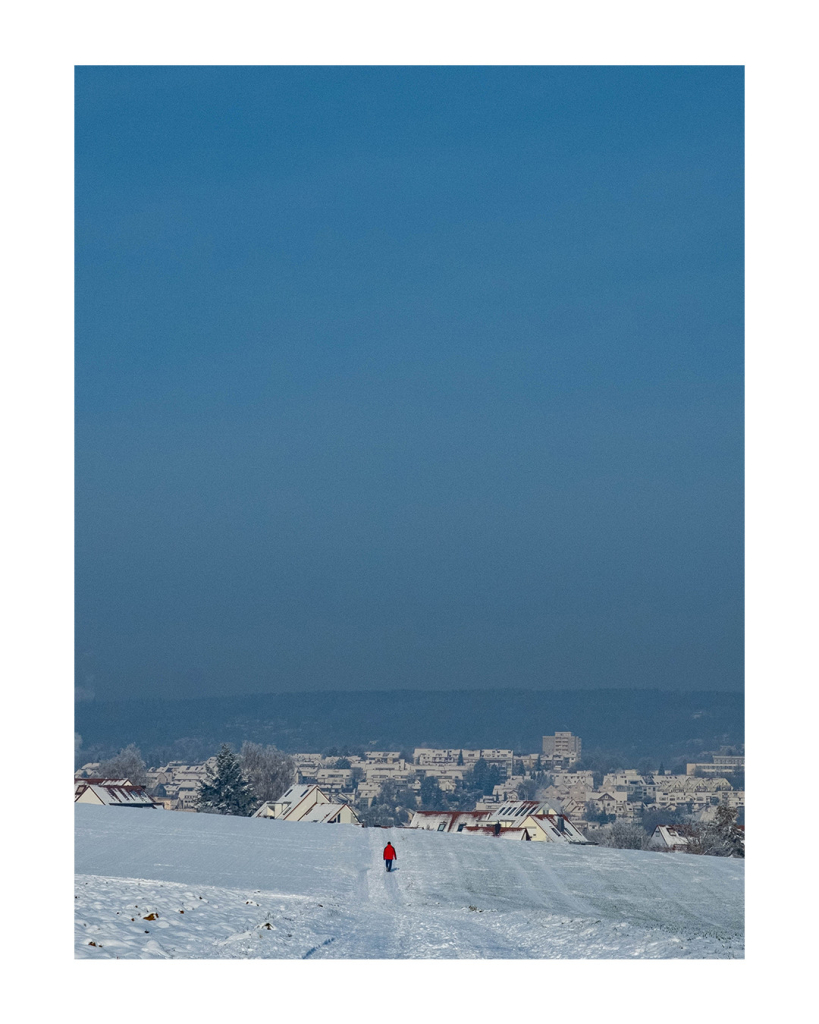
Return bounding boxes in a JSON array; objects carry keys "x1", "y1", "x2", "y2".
[
  {"x1": 250, "y1": 787, "x2": 596, "y2": 846},
  {"x1": 74, "y1": 776, "x2": 737, "y2": 854},
  {"x1": 408, "y1": 800, "x2": 593, "y2": 844},
  {"x1": 291, "y1": 748, "x2": 519, "y2": 796}
]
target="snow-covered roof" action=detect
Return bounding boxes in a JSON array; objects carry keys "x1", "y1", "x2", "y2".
[
  {"x1": 75, "y1": 778, "x2": 135, "y2": 789},
  {"x1": 279, "y1": 784, "x2": 335, "y2": 820},
  {"x1": 484, "y1": 799, "x2": 564, "y2": 820},
  {"x1": 409, "y1": 811, "x2": 490, "y2": 832},
  {"x1": 648, "y1": 826, "x2": 690, "y2": 849},
  {"x1": 75, "y1": 784, "x2": 158, "y2": 808},
  {"x1": 298, "y1": 803, "x2": 358, "y2": 824},
  {"x1": 278, "y1": 783, "x2": 314, "y2": 806},
  {"x1": 521, "y1": 815, "x2": 568, "y2": 841}
]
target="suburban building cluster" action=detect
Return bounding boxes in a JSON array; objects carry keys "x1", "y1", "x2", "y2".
[
  {"x1": 75, "y1": 758, "x2": 219, "y2": 811},
  {"x1": 74, "y1": 732, "x2": 744, "y2": 852}
]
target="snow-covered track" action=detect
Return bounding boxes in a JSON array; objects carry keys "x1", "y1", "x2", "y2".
[{"x1": 75, "y1": 804, "x2": 743, "y2": 958}]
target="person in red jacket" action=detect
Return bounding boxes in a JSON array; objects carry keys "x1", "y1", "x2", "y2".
[{"x1": 383, "y1": 842, "x2": 397, "y2": 872}]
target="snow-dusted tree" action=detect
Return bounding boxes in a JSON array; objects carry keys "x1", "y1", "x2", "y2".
[
  {"x1": 517, "y1": 778, "x2": 538, "y2": 801},
  {"x1": 678, "y1": 806, "x2": 744, "y2": 857},
  {"x1": 238, "y1": 742, "x2": 294, "y2": 808},
  {"x1": 98, "y1": 743, "x2": 147, "y2": 786},
  {"x1": 594, "y1": 820, "x2": 647, "y2": 850},
  {"x1": 197, "y1": 744, "x2": 255, "y2": 816}
]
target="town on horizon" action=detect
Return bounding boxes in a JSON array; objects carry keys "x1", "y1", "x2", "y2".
[{"x1": 76, "y1": 729, "x2": 745, "y2": 857}]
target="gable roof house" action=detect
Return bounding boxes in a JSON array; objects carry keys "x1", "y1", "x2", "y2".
[
  {"x1": 74, "y1": 781, "x2": 160, "y2": 808},
  {"x1": 252, "y1": 784, "x2": 360, "y2": 824},
  {"x1": 519, "y1": 813, "x2": 592, "y2": 844},
  {"x1": 298, "y1": 802, "x2": 360, "y2": 824},
  {"x1": 646, "y1": 825, "x2": 690, "y2": 851}
]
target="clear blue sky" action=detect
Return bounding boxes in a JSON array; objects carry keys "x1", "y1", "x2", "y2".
[{"x1": 75, "y1": 66, "x2": 743, "y2": 700}]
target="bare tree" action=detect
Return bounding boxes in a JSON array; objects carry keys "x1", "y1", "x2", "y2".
[
  {"x1": 594, "y1": 820, "x2": 647, "y2": 850},
  {"x1": 239, "y1": 742, "x2": 295, "y2": 807},
  {"x1": 517, "y1": 778, "x2": 538, "y2": 800},
  {"x1": 98, "y1": 743, "x2": 147, "y2": 786}
]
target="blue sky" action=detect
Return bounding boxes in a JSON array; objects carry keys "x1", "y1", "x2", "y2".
[{"x1": 75, "y1": 66, "x2": 743, "y2": 699}]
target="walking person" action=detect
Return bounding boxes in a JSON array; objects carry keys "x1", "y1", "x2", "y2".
[{"x1": 383, "y1": 841, "x2": 397, "y2": 872}]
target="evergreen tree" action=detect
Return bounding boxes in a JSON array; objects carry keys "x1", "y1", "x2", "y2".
[
  {"x1": 457, "y1": 749, "x2": 464, "y2": 766},
  {"x1": 197, "y1": 744, "x2": 255, "y2": 816},
  {"x1": 468, "y1": 758, "x2": 502, "y2": 795},
  {"x1": 420, "y1": 776, "x2": 446, "y2": 810}
]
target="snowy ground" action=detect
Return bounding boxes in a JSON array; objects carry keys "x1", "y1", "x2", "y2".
[{"x1": 75, "y1": 804, "x2": 744, "y2": 959}]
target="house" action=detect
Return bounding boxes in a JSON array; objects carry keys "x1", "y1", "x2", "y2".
[
  {"x1": 587, "y1": 791, "x2": 626, "y2": 818},
  {"x1": 175, "y1": 785, "x2": 201, "y2": 811},
  {"x1": 253, "y1": 783, "x2": 328, "y2": 819},
  {"x1": 408, "y1": 810, "x2": 491, "y2": 832},
  {"x1": 482, "y1": 799, "x2": 565, "y2": 825},
  {"x1": 154, "y1": 796, "x2": 182, "y2": 811},
  {"x1": 315, "y1": 768, "x2": 353, "y2": 792},
  {"x1": 297, "y1": 802, "x2": 360, "y2": 824},
  {"x1": 74, "y1": 781, "x2": 160, "y2": 808},
  {"x1": 356, "y1": 782, "x2": 383, "y2": 805},
  {"x1": 252, "y1": 784, "x2": 360, "y2": 824},
  {"x1": 519, "y1": 813, "x2": 592, "y2": 844},
  {"x1": 408, "y1": 804, "x2": 591, "y2": 844},
  {"x1": 646, "y1": 825, "x2": 690, "y2": 851}
]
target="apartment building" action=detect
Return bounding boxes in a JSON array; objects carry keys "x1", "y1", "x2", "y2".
[
  {"x1": 315, "y1": 768, "x2": 353, "y2": 792},
  {"x1": 413, "y1": 748, "x2": 514, "y2": 778},
  {"x1": 541, "y1": 732, "x2": 582, "y2": 766},
  {"x1": 362, "y1": 761, "x2": 416, "y2": 784},
  {"x1": 686, "y1": 756, "x2": 744, "y2": 776}
]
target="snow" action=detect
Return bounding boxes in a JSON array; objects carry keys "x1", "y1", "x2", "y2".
[{"x1": 75, "y1": 804, "x2": 744, "y2": 959}]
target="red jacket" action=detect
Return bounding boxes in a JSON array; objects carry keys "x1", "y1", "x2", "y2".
[{"x1": 383, "y1": 843, "x2": 396, "y2": 860}]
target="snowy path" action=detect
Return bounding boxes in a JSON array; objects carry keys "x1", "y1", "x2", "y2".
[{"x1": 75, "y1": 805, "x2": 744, "y2": 959}]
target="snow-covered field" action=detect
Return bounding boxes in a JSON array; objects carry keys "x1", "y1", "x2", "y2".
[{"x1": 75, "y1": 804, "x2": 744, "y2": 959}]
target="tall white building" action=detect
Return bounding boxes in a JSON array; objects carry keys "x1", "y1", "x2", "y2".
[{"x1": 542, "y1": 731, "x2": 582, "y2": 766}]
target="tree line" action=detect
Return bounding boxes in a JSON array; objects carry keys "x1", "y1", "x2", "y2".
[{"x1": 92, "y1": 741, "x2": 295, "y2": 816}]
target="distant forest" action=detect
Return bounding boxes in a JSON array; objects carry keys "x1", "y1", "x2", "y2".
[{"x1": 75, "y1": 688, "x2": 743, "y2": 768}]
